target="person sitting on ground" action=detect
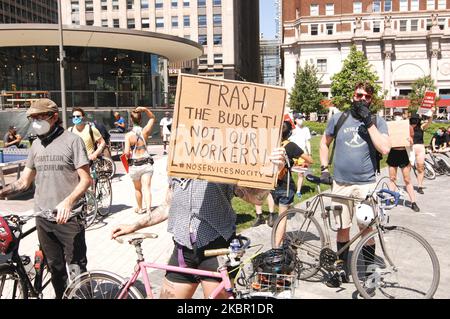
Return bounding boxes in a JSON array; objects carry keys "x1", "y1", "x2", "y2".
[
  {"x1": 111, "y1": 148, "x2": 286, "y2": 299},
  {"x1": 431, "y1": 127, "x2": 448, "y2": 152},
  {"x1": 125, "y1": 107, "x2": 155, "y2": 214},
  {"x1": 3, "y1": 126, "x2": 24, "y2": 148},
  {"x1": 110, "y1": 112, "x2": 126, "y2": 134},
  {"x1": 387, "y1": 108, "x2": 420, "y2": 212}
]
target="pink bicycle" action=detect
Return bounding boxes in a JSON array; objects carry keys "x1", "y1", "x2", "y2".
[{"x1": 63, "y1": 234, "x2": 287, "y2": 299}]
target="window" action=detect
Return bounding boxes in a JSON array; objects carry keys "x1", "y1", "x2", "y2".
[
  {"x1": 172, "y1": 16, "x2": 178, "y2": 28},
  {"x1": 411, "y1": 0, "x2": 419, "y2": 11},
  {"x1": 427, "y1": 0, "x2": 435, "y2": 10},
  {"x1": 213, "y1": 0, "x2": 221, "y2": 6},
  {"x1": 183, "y1": 1, "x2": 190, "y2": 8},
  {"x1": 101, "y1": 0, "x2": 107, "y2": 10},
  {"x1": 372, "y1": 0, "x2": 381, "y2": 12},
  {"x1": 213, "y1": 14, "x2": 222, "y2": 26},
  {"x1": 155, "y1": 0, "x2": 163, "y2": 9},
  {"x1": 86, "y1": 19, "x2": 94, "y2": 25},
  {"x1": 399, "y1": 0, "x2": 408, "y2": 11},
  {"x1": 400, "y1": 20, "x2": 407, "y2": 31},
  {"x1": 141, "y1": 0, "x2": 149, "y2": 9},
  {"x1": 373, "y1": 20, "x2": 381, "y2": 32},
  {"x1": 213, "y1": 34, "x2": 222, "y2": 45},
  {"x1": 198, "y1": 15, "x2": 207, "y2": 27},
  {"x1": 127, "y1": 18, "x2": 135, "y2": 29},
  {"x1": 141, "y1": 18, "x2": 149, "y2": 28},
  {"x1": 439, "y1": 0, "x2": 446, "y2": 9},
  {"x1": 411, "y1": 19, "x2": 418, "y2": 31},
  {"x1": 127, "y1": 0, "x2": 134, "y2": 10},
  {"x1": 85, "y1": 0, "x2": 93, "y2": 12},
  {"x1": 311, "y1": 24, "x2": 318, "y2": 35},
  {"x1": 353, "y1": 2, "x2": 362, "y2": 13},
  {"x1": 326, "y1": 4, "x2": 334, "y2": 15},
  {"x1": 198, "y1": 0, "x2": 206, "y2": 8},
  {"x1": 438, "y1": 18, "x2": 445, "y2": 30},
  {"x1": 113, "y1": 19, "x2": 119, "y2": 27},
  {"x1": 183, "y1": 15, "x2": 190, "y2": 27},
  {"x1": 427, "y1": 19, "x2": 432, "y2": 30},
  {"x1": 112, "y1": 0, "x2": 119, "y2": 10},
  {"x1": 171, "y1": 0, "x2": 178, "y2": 8},
  {"x1": 198, "y1": 34, "x2": 207, "y2": 45},
  {"x1": 214, "y1": 54, "x2": 223, "y2": 64},
  {"x1": 199, "y1": 55, "x2": 208, "y2": 65},
  {"x1": 156, "y1": 17, "x2": 164, "y2": 28},
  {"x1": 326, "y1": 23, "x2": 333, "y2": 35},
  {"x1": 384, "y1": 0, "x2": 392, "y2": 12},
  {"x1": 317, "y1": 59, "x2": 327, "y2": 73},
  {"x1": 71, "y1": 1, "x2": 79, "y2": 13},
  {"x1": 101, "y1": 19, "x2": 108, "y2": 27},
  {"x1": 310, "y1": 4, "x2": 319, "y2": 16}
]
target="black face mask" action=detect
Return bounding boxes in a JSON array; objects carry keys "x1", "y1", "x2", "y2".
[
  {"x1": 38, "y1": 125, "x2": 64, "y2": 147},
  {"x1": 351, "y1": 100, "x2": 370, "y2": 119}
]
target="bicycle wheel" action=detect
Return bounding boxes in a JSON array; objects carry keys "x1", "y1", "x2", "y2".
[
  {"x1": 351, "y1": 226, "x2": 440, "y2": 299},
  {"x1": 0, "y1": 268, "x2": 28, "y2": 299},
  {"x1": 82, "y1": 190, "x2": 98, "y2": 228},
  {"x1": 427, "y1": 158, "x2": 445, "y2": 176},
  {"x1": 271, "y1": 208, "x2": 324, "y2": 280},
  {"x1": 436, "y1": 155, "x2": 450, "y2": 176},
  {"x1": 95, "y1": 176, "x2": 112, "y2": 217},
  {"x1": 64, "y1": 271, "x2": 144, "y2": 299},
  {"x1": 423, "y1": 161, "x2": 436, "y2": 180}
]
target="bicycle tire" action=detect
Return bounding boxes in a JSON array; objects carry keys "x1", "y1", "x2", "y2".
[
  {"x1": 351, "y1": 226, "x2": 440, "y2": 299},
  {"x1": 436, "y1": 155, "x2": 450, "y2": 176},
  {"x1": 95, "y1": 176, "x2": 112, "y2": 217},
  {"x1": 270, "y1": 208, "x2": 324, "y2": 280},
  {"x1": 64, "y1": 271, "x2": 144, "y2": 299},
  {"x1": 0, "y1": 268, "x2": 28, "y2": 299},
  {"x1": 82, "y1": 190, "x2": 98, "y2": 228},
  {"x1": 427, "y1": 158, "x2": 445, "y2": 176},
  {"x1": 100, "y1": 156, "x2": 116, "y2": 179},
  {"x1": 423, "y1": 161, "x2": 436, "y2": 180}
]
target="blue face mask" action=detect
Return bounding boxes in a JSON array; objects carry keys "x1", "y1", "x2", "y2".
[{"x1": 72, "y1": 117, "x2": 83, "y2": 126}]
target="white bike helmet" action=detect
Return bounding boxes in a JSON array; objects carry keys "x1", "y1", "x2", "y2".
[{"x1": 355, "y1": 203, "x2": 375, "y2": 227}]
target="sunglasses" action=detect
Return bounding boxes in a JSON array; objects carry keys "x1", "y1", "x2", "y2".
[{"x1": 355, "y1": 93, "x2": 372, "y2": 100}]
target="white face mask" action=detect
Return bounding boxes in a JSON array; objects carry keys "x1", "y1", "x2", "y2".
[
  {"x1": 394, "y1": 115, "x2": 402, "y2": 121},
  {"x1": 32, "y1": 120, "x2": 51, "y2": 135},
  {"x1": 297, "y1": 119, "x2": 304, "y2": 127}
]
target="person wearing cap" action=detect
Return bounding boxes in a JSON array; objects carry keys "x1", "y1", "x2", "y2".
[
  {"x1": 289, "y1": 113, "x2": 312, "y2": 199},
  {"x1": 387, "y1": 108, "x2": 420, "y2": 212},
  {"x1": 0, "y1": 98, "x2": 92, "y2": 299},
  {"x1": 3, "y1": 125, "x2": 23, "y2": 148},
  {"x1": 410, "y1": 111, "x2": 433, "y2": 194},
  {"x1": 160, "y1": 111, "x2": 172, "y2": 155}
]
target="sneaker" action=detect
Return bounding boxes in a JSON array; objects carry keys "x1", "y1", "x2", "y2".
[
  {"x1": 267, "y1": 213, "x2": 278, "y2": 228},
  {"x1": 252, "y1": 215, "x2": 266, "y2": 227},
  {"x1": 411, "y1": 202, "x2": 420, "y2": 212},
  {"x1": 417, "y1": 187, "x2": 424, "y2": 195},
  {"x1": 324, "y1": 273, "x2": 341, "y2": 288},
  {"x1": 296, "y1": 191, "x2": 302, "y2": 199},
  {"x1": 163, "y1": 151, "x2": 168, "y2": 155}
]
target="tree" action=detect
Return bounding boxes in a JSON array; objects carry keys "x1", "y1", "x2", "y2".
[
  {"x1": 330, "y1": 45, "x2": 383, "y2": 112},
  {"x1": 288, "y1": 61, "x2": 324, "y2": 114},
  {"x1": 407, "y1": 75, "x2": 437, "y2": 114}
]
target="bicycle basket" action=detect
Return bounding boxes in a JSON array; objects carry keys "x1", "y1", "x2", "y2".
[
  {"x1": 250, "y1": 272, "x2": 296, "y2": 299},
  {"x1": 251, "y1": 247, "x2": 297, "y2": 275},
  {"x1": 0, "y1": 216, "x2": 19, "y2": 255}
]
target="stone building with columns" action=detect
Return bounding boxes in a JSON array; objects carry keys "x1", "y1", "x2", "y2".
[{"x1": 282, "y1": 0, "x2": 450, "y2": 113}]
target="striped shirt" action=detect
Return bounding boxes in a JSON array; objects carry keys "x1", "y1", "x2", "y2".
[{"x1": 167, "y1": 179, "x2": 236, "y2": 249}]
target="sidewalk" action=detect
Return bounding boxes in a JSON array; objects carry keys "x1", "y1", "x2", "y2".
[{"x1": 1, "y1": 147, "x2": 449, "y2": 299}]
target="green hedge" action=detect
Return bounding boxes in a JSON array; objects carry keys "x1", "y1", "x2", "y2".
[{"x1": 304, "y1": 121, "x2": 327, "y2": 135}]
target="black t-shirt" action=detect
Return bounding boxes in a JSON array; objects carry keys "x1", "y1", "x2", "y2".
[
  {"x1": 277, "y1": 141, "x2": 304, "y2": 188},
  {"x1": 432, "y1": 134, "x2": 447, "y2": 148}
]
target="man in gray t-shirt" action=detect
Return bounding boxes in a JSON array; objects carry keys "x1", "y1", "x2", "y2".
[
  {"x1": 0, "y1": 98, "x2": 92, "y2": 299},
  {"x1": 319, "y1": 82, "x2": 391, "y2": 286}
]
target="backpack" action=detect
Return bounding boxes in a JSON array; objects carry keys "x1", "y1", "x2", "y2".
[
  {"x1": 92, "y1": 121, "x2": 110, "y2": 144},
  {"x1": 329, "y1": 110, "x2": 382, "y2": 174}
]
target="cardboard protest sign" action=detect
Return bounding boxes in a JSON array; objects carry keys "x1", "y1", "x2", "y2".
[
  {"x1": 387, "y1": 120, "x2": 411, "y2": 148},
  {"x1": 418, "y1": 91, "x2": 436, "y2": 116},
  {"x1": 167, "y1": 74, "x2": 287, "y2": 189}
]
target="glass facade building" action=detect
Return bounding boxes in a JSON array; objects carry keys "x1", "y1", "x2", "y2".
[{"x1": 0, "y1": 46, "x2": 167, "y2": 108}]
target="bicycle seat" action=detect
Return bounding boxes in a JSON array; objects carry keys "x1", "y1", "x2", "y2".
[
  {"x1": 114, "y1": 232, "x2": 158, "y2": 244},
  {"x1": 306, "y1": 175, "x2": 321, "y2": 184}
]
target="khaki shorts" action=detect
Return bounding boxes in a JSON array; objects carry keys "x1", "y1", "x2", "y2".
[
  {"x1": 331, "y1": 181, "x2": 377, "y2": 229},
  {"x1": 129, "y1": 163, "x2": 154, "y2": 181}
]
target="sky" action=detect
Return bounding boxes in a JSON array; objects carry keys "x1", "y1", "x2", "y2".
[{"x1": 260, "y1": 0, "x2": 277, "y2": 39}]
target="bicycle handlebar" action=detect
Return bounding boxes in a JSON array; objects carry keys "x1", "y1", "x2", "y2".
[
  {"x1": 204, "y1": 248, "x2": 231, "y2": 257},
  {"x1": 3, "y1": 209, "x2": 80, "y2": 225},
  {"x1": 203, "y1": 235, "x2": 251, "y2": 258},
  {"x1": 376, "y1": 189, "x2": 400, "y2": 209}
]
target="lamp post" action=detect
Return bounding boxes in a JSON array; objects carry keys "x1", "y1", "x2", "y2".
[{"x1": 57, "y1": 0, "x2": 67, "y2": 128}]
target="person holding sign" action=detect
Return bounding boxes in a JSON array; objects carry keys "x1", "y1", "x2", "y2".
[
  {"x1": 410, "y1": 113, "x2": 433, "y2": 194},
  {"x1": 111, "y1": 147, "x2": 286, "y2": 299},
  {"x1": 319, "y1": 82, "x2": 391, "y2": 285},
  {"x1": 124, "y1": 107, "x2": 156, "y2": 214},
  {"x1": 387, "y1": 109, "x2": 419, "y2": 212}
]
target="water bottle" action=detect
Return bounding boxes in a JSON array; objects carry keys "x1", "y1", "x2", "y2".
[
  {"x1": 230, "y1": 239, "x2": 241, "y2": 253},
  {"x1": 0, "y1": 149, "x2": 4, "y2": 163}
]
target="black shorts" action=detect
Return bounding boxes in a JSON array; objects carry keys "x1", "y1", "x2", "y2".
[
  {"x1": 387, "y1": 149, "x2": 410, "y2": 168},
  {"x1": 165, "y1": 236, "x2": 234, "y2": 284},
  {"x1": 270, "y1": 184, "x2": 295, "y2": 206}
]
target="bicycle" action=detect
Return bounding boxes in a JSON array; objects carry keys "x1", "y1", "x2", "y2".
[
  {"x1": 63, "y1": 235, "x2": 295, "y2": 299},
  {"x1": 425, "y1": 148, "x2": 450, "y2": 176},
  {"x1": 270, "y1": 175, "x2": 440, "y2": 299},
  {"x1": 0, "y1": 210, "x2": 80, "y2": 299},
  {"x1": 412, "y1": 159, "x2": 436, "y2": 180},
  {"x1": 90, "y1": 160, "x2": 112, "y2": 219},
  {"x1": 93, "y1": 155, "x2": 116, "y2": 180}
]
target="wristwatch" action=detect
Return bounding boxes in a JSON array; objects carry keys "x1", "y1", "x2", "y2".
[{"x1": 320, "y1": 165, "x2": 329, "y2": 172}]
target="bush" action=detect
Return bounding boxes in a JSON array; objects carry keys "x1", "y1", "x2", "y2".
[{"x1": 304, "y1": 121, "x2": 327, "y2": 135}]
